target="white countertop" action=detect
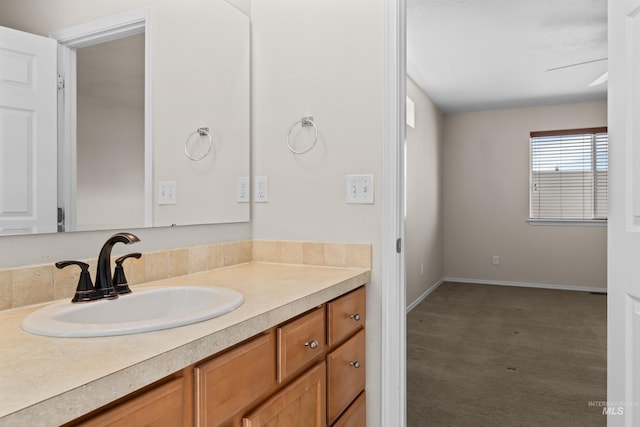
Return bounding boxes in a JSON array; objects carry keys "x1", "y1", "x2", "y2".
[{"x1": 0, "y1": 262, "x2": 370, "y2": 426}]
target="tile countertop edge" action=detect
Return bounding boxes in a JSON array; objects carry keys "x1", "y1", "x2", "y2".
[{"x1": 0, "y1": 265, "x2": 370, "y2": 427}]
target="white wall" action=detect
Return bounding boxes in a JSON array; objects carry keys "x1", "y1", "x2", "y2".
[
  {"x1": 405, "y1": 77, "x2": 444, "y2": 306},
  {"x1": 443, "y1": 100, "x2": 608, "y2": 289},
  {"x1": 250, "y1": 0, "x2": 384, "y2": 425},
  {"x1": 151, "y1": 0, "x2": 250, "y2": 227}
]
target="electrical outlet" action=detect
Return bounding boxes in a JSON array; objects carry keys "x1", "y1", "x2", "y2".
[
  {"x1": 346, "y1": 174, "x2": 374, "y2": 204},
  {"x1": 237, "y1": 177, "x2": 250, "y2": 203},
  {"x1": 255, "y1": 176, "x2": 268, "y2": 203},
  {"x1": 158, "y1": 181, "x2": 176, "y2": 205},
  {"x1": 492, "y1": 256, "x2": 499, "y2": 265}
]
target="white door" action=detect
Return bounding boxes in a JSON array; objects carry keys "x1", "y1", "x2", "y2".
[
  {"x1": 609, "y1": 1, "x2": 640, "y2": 425},
  {"x1": 0, "y1": 26, "x2": 57, "y2": 235}
]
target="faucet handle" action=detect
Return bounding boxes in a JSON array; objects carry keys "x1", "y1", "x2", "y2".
[
  {"x1": 112, "y1": 253, "x2": 142, "y2": 294},
  {"x1": 55, "y1": 260, "x2": 100, "y2": 303}
]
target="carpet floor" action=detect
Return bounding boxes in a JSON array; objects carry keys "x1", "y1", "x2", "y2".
[{"x1": 407, "y1": 282, "x2": 607, "y2": 427}]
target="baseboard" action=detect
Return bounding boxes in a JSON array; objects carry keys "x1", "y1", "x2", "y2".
[
  {"x1": 406, "y1": 277, "x2": 446, "y2": 313},
  {"x1": 442, "y1": 277, "x2": 607, "y2": 294}
]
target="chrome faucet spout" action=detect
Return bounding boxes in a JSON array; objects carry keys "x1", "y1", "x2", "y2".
[{"x1": 94, "y1": 232, "x2": 140, "y2": 298}]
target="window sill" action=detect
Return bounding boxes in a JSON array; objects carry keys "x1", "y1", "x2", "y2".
[{"x1": 527, "y1": 219, "x2": 607, "y2": 227}]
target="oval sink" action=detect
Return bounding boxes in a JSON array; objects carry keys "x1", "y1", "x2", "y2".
[{"x1": 21, "y1": 286, "x2": 244, "y2": 338}]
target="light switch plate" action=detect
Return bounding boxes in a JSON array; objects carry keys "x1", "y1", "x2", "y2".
[
  {"x1": 237, "y1": 177, "x2": 250, "y2": 202},
  {"x1": 346, "y1": 174, "x2": 374, "y2": 204},
  {"x1": 158, "y1": 181, "x2": 177, "y2": 205},
  {"x1": 255, "y1": 176, "x2": 269, "y2": 203}
]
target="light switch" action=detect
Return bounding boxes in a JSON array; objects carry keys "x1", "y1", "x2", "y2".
[
  {"x1": 158, "y1": 181, "x2": 176, "y2": 205},
  {"x1": 346, "y1": 174, "x2": 374, "y2": 204}
]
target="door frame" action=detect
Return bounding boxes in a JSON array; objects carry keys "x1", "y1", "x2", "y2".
[
  {"x1": 49, "y1": 6, "x2": 153, "y2": 230},
  {"x1": 382, "y1": 0, "x2": 407, "y2": 425}
]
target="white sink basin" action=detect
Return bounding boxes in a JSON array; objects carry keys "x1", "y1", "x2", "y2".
[{"x1": 21, "y1": 286, "x2": 244, "y2": 338}]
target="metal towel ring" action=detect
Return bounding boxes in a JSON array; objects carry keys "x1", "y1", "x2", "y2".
[
  {"x1": 287, "y1": 116, "x2": 318, "y2": 155},
  {"x1": 185, "y1": 127, "x2": 213, "y2": 161}
]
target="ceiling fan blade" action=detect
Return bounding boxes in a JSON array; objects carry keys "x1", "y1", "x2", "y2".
[{"x1": 546, "y1": 57, "x2": 608, "y2": 72}]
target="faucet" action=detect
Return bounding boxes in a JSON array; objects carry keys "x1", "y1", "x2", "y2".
[{"x1": 94, "y1": 232, "x2": 140, "y2": 299}]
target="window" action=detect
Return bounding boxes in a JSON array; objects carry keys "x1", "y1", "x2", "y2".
[{"x1": 529, "y1": 127, "x2": 608, "y2": 222}]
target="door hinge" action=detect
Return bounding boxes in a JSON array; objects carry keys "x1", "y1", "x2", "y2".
[
  {"x1": 57, "y1": 75, "x2": 65, "y2": 90},
  {"x1": 57, "y1": 207, "x2": 65, "y2": 232},
  {"x1": 396, "y1": 237, "x2": 402, "y2": 254}
]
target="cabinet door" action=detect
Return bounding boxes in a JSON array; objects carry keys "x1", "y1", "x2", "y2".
[
  {"x1": 195, "y1": 333, "x2": 274, "y2": 427},
  {"x1": 332, "y1": 392, "x2": 365, "y2": 427},
  {"x1": 326, "y1": 329, "x2": 365, "y2": 423},
  {"x1": 242, "y1": 362, "x2": 326, "y2": 427},
  {"x1": 74, "y1": 377, "x2": 186, "y2": 427}
]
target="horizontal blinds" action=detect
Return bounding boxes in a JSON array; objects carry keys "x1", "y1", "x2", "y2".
[{"x1": 530, "y1": 129, "x2": 608, "y2": 221}]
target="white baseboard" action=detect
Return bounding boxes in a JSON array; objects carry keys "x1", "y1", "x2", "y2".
[
  {"x1": 406, "y1": 278, "x2": 446, "y2": 313},
  {"x1": 442, "y1": 277, "x2": 607, "y2": 294}
]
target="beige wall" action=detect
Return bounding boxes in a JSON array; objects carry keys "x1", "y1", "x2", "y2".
[
  {"x1": 443, "y1": 100, "x2": 608, "y2": 289},
  {"x1": 250, "y1": 1, "x2": 384, "y2": 424},
  {"x1": 405, "y1": 78, "x2": 444, "y2": 306}
]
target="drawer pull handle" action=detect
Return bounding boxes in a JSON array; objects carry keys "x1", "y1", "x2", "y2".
[
  {"x1": 349, "y1": 361, "x2": 361, "y2": 369},
  {"x1": 350, "y1": 313, "x2": 361, "y2": 321},
  {"x1": 304, "y1": 340, "x2": 319, "y2": 349}
]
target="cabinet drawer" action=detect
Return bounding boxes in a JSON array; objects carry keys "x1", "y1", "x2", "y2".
[
  {"x1": 74, "y1": 376, "x2": 186, "y2": 427},
  {"x1": 242, "y1": 362, "x2": 326, "y2": 427},
  {"x1": 277, "y1": 306, "x2": 326, "y2": 383},
  {"x1": 327, "y1": 286, "x2": 365, "y2": 346},
  {"x1": 332, "y1": 392, "x2": 366, "y2": 427},
  {"x1": 195, "y1": 333, "x2": 274, "y2": 427},
  {"x1": 327, "y1": 328, "x2": 365, "y2": 423}
]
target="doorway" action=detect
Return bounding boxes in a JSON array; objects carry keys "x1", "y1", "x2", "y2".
[
  {"x1": 50, "y1": 7, "x2": 153, "y2": 231},
  {"x1": 74, "y1": 34, "x2": 145, "y2": 231}
]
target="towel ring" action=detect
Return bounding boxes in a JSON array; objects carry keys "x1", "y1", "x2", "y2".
[
  {"x1": 185, "y1": 127, "x2": 213, "y2": 161},
  {"x1": 287, "y1": 116, "x2": 318, "y2": 155}
]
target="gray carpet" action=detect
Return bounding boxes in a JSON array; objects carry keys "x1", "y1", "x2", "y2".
[{"x1": 407, "y1": 282, "x2": 607, "y2": 427}]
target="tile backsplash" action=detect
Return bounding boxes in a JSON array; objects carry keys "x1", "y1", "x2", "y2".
[{"x1": 0, "y1": 240, "x2": 370, "y2": 310}]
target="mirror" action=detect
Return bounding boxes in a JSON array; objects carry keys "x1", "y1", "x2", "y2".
[{"x1": 0, "y1": 0, "x2": 250, "y2": 236}]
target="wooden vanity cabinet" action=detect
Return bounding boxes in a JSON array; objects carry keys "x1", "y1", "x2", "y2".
[
  {"x1": 325, "y1": 287, "x2": 366, "y2": 425},
  {"x1": 327, "y1": 286, "x2": 365, "y2": 346},
  {"x1": 326, "y1": 329, "x2": 365, "y2": 423},
  {"x1": 66, "y1": 286, "x2": 366, "y2": 427},
  {"x1": 242, "y1": 362, "x2": 326, "y2": 427},
  {"x1": 332, "y1": 392, "x2": 366, "y2": 427},
  {"x1": 277, "y1": 306, "x2": 325, "y2": 383},
  {"x1": 65, "y1": 371, "x2": 193, "y2": 427},
  {"x1": 195, "y1": 333, "x2": 275, "y2": 426}
]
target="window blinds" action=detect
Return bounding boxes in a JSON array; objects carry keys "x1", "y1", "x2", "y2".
[{"x1": 529, "y1": 127, "x2": 608, "y2": 222}]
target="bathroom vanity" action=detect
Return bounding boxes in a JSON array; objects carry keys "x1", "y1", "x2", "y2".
[{"x1": 0, "y1": 262, "x2": 369, "y2": 426}]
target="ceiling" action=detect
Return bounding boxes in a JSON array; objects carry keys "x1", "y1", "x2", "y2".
[{"x1": 407, "y1": 0, "x2": 608, "y2": 114}]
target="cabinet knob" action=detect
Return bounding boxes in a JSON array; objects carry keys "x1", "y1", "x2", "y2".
[
  {"x1": 349, "y1": 361, "x2": 361, "y2": 369},
  {"x1": 350, "y1": 313, "x2": 361, "y2": 321},
  {"x1": 304, "y1": 340, "x2": 319, "y2": 349}
]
